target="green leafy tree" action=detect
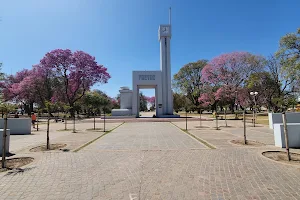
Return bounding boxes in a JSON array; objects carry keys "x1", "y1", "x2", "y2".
[
  {"x1": 276, "y1": 28, "x2": 300, "y2": 82},
  {"x1": 173, "y1": 93, "x2": 185, "y2": 113},
  {"x1": 245, "y1": 71, "x2": 277, "y2": 109},
  {"x1": 83, "y1": 90, "x2": 111, "y2": 115},
  {"x1": 173, "y1": 60, "x2": 208, "y2": 109},
  {"x1": 245, "y1": 55, "x2": 297, "y2": 112},
  {"x1": 83, "y1": 90, "x2": 110, "y2": 129},
  {"x1": 139, "y1": 92, "x2": 147, "y2": 112}
]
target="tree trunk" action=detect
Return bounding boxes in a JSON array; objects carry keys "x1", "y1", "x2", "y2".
[
  {"x1": 30, "y1": 102, "x2": 34, "y2": 114},
  {"x1": 46, "y1": 111, "x2": 50, "y2": 150},
  {"x1": 70, "y1": 105, "x2": 75, "y2": 118},
  {"x1": 24, "y1": 104, "x2": 30, "y2": 116},
  {"x1": 199, "y1": 108, "x2": 202, "y2": 128},
  {"x1": 69, "y1": 106, "x2": 76, "y2": 133},
  {"x1": 185, "y1": 111, "x2": 188, "y2": 131},
  {"x1": 215, "y1": 114, "x2": 219, "y2": 130},
  {"x1": 282, "y1": 112, "x2": 291, "y2": 161},
  {"x1": 65, "y1": 114, "x2": 67, "y2": 130},
  {"x1": 224, "y1": 108, "x2": 228, "y2": 127},
  {"x1": 253, "y1": 109, "x2": 255, "y2": 127},
  {"x1": 36, "y1": 113, "x2": 39, "y2": 131},
  {"x1": 243, "y1": 110, "x2": 247, "y2": 145},
  {"x1": 73, "y1": 115, "x2": 76, "y2": 133},
  {"x1": 230, "y1": 104, "x2": 234, "y2": 114},
  {"x1": 2, "y1": 114, "x2": 8, "y2": 168},
  {"x1": 93, "y1": 111, "x2": 96, "y2": 130},
  {"x1": 103, "y1": 109, "x2": 106, "y2": 132}
]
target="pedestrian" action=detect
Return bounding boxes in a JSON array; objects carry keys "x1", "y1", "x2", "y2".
[{"x1": 31, "y1": 112, "x2": 37, "y2": 128}]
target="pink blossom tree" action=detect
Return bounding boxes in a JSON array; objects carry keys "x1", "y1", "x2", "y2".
[
  {"x1": 201, "y1": 52, "x2": 264, "y2": 112},
  {"x1": 2, "y1": 69, "x2": 42, "y2": 114},
  {"x1": 1, "y1": 65, "x2": 57, "y2": 149},
  {"x1": 111, "y1": 98, "x2": 120, "y2": 109},
  {"x1": 146, "y1": 96, "x2": 156, "y2": 108},
  {"x1": 1, "y1": 49, "x2": 110, "y2": 148},
  {"x1": 38, "y1": 49, "x2": 110, "y2": 117}
]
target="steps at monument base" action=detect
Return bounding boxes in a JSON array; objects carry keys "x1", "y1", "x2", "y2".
[
  {"x1": 101, "y1": 115, "x2": 136, "y2": 119},
  {"x1": 158, "y1": 114, "x2": 180, "y2": 118},
  {"x1": 111, "y1": 109, "x2": 132, "y2": 116}
]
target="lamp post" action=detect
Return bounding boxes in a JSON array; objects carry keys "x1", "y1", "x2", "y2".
[{"x1": 250, "y1": 91, "x2": 258, "y2": 127}]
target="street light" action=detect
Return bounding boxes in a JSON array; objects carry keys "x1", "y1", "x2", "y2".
[{"x1": 250, "y1": 91, "x2": 258, "y2": 127}]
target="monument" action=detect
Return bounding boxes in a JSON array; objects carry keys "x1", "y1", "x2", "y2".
[{"x1": 112, "y1": 9, "x2": 177, "y2": 118}]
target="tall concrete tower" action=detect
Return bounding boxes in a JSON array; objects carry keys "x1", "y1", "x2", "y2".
[{"x1": 158, "y1": 22, "x2": 173, "y2": 115}]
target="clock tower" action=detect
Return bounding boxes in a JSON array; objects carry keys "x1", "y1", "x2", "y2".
[
  {"x1": 112, "y1": 8, "x2": 179, "y2": 118},
  {"x1": 158, "y1": 24, "x2": 173, "y2": 115}
]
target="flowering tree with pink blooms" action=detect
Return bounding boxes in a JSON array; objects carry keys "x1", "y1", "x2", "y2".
[
  {"x1": 146, "y1": 96, "x2": 156, "y2": 110},
  {"x1": 1, "y1": 65, "x2": 58, "y2": 149},
  {"x1": 200, "y1": 52, "x2": 264, "y2": 112},
  {"x1": 111, "y1": 97, "x2": 120, "y2": 109},
  {"x1": 1, "y1": 49, "x2": 110, "y2": 148},
  {"x1": 1, "y1": 67, "x2": 56, "y2": 115},
  {"x1": 39, "y1": 49, "x2": 110, "y2": 117},
  {"x1": 198, "y1": 86, "x2": 217, "y2": 109}
]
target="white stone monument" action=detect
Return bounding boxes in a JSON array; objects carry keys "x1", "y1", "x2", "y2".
[{"x1": 112, "y1": 10, "x2": 177, "y2": 118}]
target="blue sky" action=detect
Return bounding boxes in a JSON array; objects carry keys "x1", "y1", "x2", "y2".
[{"x1": 1, "y1": 0, "x2": 300, "y2": 98}]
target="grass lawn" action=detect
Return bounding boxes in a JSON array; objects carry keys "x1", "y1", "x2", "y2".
[{"x1": 255, "y1": 115, "x2": 269, "y2": 125}]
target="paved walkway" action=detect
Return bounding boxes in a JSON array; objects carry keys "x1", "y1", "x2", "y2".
[
  {"x1": 1, "y1": 120, "x2": 300, "y2": 199},
  {"x1": 173, "y1": 120, "x2": 275, "y2": 148},
  {"x1": 82, "y1": 122, "x2": 207, "y2": 151}
]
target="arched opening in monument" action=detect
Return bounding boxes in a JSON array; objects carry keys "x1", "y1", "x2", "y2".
[{"x1": 139, "y1": 88, "x2": 156, "y2": 117}]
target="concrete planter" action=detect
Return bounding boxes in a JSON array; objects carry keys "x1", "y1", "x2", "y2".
[
  {"x1": 268, "y1": 112, "x2": 300, "y2": 129},
  {"x1": 273, "y1": 123, "x2": 300, "y2": 148},
  {"x1": 0, "y1": 118, "x2": 31, "y2": 135},
  {"x1": 0, "y1": 129, "x2": 10, "y2": 155}
]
